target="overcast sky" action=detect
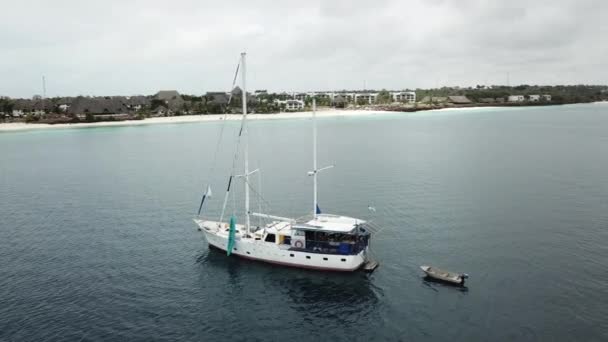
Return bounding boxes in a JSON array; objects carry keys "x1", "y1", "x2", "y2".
[{"x1": 1, "y1": 0, "x2": 607, "y2": 98}]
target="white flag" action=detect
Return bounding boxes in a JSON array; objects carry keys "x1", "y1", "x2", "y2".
[{"x1": 206, "y1": 185, "x2": 213, "y2": 198}]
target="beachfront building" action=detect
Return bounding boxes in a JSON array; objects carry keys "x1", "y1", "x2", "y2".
[
  {"x1": 276, "y1": 92, "x2": 291, "y2": 100},
  {"x1": 152, "y1": 105, "x2": 169, "y2": 117},
  {"x1": 155, "y1": 90, "x2": 181, "y2": 101},
  {"x1": 508, "y1": 95, "x2": 525, "y2": 102},
  {"x1": 528, "y1": 95, "x2": 541, "y2": 102},
  {"x1": 12, "y1": 99, "x2": 30, "y2": 117},
  {"x1": 420, "y1": 96, "x2": 448, "y2": 104},
  {"x1": 155, "y1": 90, "x2": 185, "y2": 112},
  {"x1": 341, "y1": 93, "x2": 355, "y2": 102},
  {"x1": 542, "y1": 94, "x2": 552, "y2": 101},
  {"x1": 294, "y1": 93, "x2": 307, "y2": 101},
  {"x1": 332, "y1": 95, "x2": 347, "y2": 108},
  {"x1": 274, "y1": 99, "x2": 305, "y2": 111},
  {"x1": 67, "y1": 96, "x2": 129, "y2": 116},
  {"x1": 286, "y1": 99, "x2": 304, "y2": 111},
  {"x1": 354, "y1": 92, "x2": 378, "y2": 104},
  {"x1": 447, "y1": 96, "x2": 472, "y2": 104},
  {"x1": 125, "y1": 95, "x2": 149, "y2": 111},
  {"x1": 391, "y1": 91, "x2": 416, "y2": 103},
  {"x1": 312, "y1": 92, "x2": 332, "y2": 100}
]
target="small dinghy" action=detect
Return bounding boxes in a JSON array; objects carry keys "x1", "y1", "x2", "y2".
[{"x1": 420, "y1": 265, "x2": 468, "y2": 285}]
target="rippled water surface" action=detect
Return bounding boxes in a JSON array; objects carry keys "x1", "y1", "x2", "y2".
[{"x1": 1, "y1": 104, "x2": 608, "y2": 341}]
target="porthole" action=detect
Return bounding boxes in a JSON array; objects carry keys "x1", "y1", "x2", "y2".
[
  {"x1": 306, "y1": 256, "x2": 311, "y2": 259},
  {"x1": 290, "y1": 254, "x2": 294, "y2": 257},
  {"x1": 341, "y1": 258, "x2": 346, "y2": 262},
  {"x1": 323, "y1": 257, "x2": 328, "y2": 261}
]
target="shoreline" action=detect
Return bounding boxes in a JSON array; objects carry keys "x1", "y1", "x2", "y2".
[
  {"x1": 0, "y1": 109, "x2": 397, "y2": 132},
  {"x1": 0, "y1": 102, "x2": 602, "y2": 132}
]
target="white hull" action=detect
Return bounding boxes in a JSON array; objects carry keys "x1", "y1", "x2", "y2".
[{"x1": 197, "y1": 220, "x2": 366, "y2": 272}]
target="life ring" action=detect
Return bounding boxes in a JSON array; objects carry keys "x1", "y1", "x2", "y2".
[{"x1": 294, "y1": 240, "x2": 304, "y2": 248}]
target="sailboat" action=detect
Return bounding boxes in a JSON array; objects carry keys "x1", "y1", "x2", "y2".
[{"x1": 194, "y1": 52, "x2": 377, "y2": 272}]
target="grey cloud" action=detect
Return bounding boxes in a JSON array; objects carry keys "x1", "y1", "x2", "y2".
[{"x1": 1, "y1": 0, "x2": 606, "y2": 98}]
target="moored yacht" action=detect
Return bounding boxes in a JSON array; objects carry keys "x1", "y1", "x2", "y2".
[
  {"x1": 194, "y1": 52, "x2": 376, "y2": 272},
  {"x1": 195, "y1": 214, "x2": 371, "y2": 271}
]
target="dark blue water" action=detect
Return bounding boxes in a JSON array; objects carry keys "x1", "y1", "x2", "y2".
[{"x1": 1, "y1": 104, "x2": 608, "y2": 341}]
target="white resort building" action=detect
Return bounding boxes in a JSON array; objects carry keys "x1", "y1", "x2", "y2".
[
  {"x1": 275, "y1": 99, "x2": 305, "y2": 111},
  {"x1": 508, "y1": 95, "x2": 525, "y2": 102},
  {"x1": 279, "y1": 89, "x2": 416, "y2": 105},
  {"x1": 354, "y1": 93, "x2": 378, "y2": 104},
  {"x1": 391, "y1": 91, "x2": 416, "y2": 103},
  {"x1": 286, "y1": 99, "x2": 304, "y2": 111}
]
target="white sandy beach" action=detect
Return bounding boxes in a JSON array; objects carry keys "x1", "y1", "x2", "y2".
[
  {"x1": 0, "y1": 109, "x2": 400, "y2": 132},
  {"x1": 0, "y1": 105, "x2": 530, "y2": 132}
]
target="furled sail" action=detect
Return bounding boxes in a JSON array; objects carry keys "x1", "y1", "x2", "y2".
[{"x1": 227, "y1": 215, "x2": 236, "y2": 256}]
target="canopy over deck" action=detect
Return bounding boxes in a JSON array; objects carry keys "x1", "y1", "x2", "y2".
[{"x1": 294, "y1": 214, "x2": 366, "y2": 233}]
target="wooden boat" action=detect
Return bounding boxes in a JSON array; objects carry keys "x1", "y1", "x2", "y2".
[{"x1": 420, "y1": 265, "x2": 468, "y2": 285}]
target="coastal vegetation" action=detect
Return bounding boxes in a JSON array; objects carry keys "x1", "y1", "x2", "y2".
[
  {"x1": 417, "y1": 85, "x2": 608, "y2": 105},
  {"x1": 1, "y1": 85, "x2": 607, "y2": 125}
]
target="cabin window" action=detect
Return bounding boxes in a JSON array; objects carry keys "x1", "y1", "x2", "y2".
[
  {"x1": 306, "y1": 256, "x2": 311, "y2": 259},
  {"x1": 290, "y1": 254, "x2": 294, "y2": 257},
  {"x1": 265, "y1": 234, "x2": 276, "y2": 243},
  {"x1": 323, "y1": 257, "x2": 328, "y2": 261},
  {"x1": 246, "y1": 251, "x2": 250, "y2": 255},
  {"x1": 234, "y1": 248, "x2": 237, "y2": 251},
  {"x1": 341, "y1": 258, "x2": 346, "y2": 262}
]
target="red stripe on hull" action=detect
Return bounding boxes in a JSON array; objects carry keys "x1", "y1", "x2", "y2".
[{"x1": 208, "y1": 243, "x2": 362, "y2": 272}]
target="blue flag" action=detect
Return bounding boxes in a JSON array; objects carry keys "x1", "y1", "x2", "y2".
[{"x1": 316, "y1": 204, "x2": 322, "y2": 215}]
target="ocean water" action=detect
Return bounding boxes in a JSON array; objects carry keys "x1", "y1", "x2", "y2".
[{"x1": 1, "y1": 104, "x2": 607, "y2": 341}]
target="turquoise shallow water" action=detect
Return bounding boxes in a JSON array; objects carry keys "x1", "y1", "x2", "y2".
[{"x1": 1, "y1": 104, "x2": 608, "y2": 341}]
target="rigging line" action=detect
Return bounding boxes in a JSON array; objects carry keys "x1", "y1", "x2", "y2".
[
  {"x1": 219, "y1": 175, "x2": 233, "y2": 223},
  {"x1": 197, "y1": 58, "x2": 241, "y2": 216},
  {"x1": 235, "y1": 176, "x2": 274, "y2": 229},
  {"x1": 219, "y1": 95, "x2": 248, "y2": 219},
  {"x1": 220, "y1": 122, "x2": 246, "y2": 222},
  {"x1": 241, "y1": 177, "x2": 274, "y2": 213},
  {"x1": 227, "y1": 61, "x2": 241, "y2": 105}
]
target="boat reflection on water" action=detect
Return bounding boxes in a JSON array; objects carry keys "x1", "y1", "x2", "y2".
[{"x1": 195, "y1": 247, "x2": 382, "y2": 326}]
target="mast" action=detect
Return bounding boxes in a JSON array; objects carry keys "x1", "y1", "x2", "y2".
[
  {"x1": 312, "y1": 98, "x2": 318, "y2": 219},
  {"x1": 308, "y1": 97, "x2": 333, "y2": 219},
  {"x1": 241, "y1": 52, "x2": 251, "y2": 234}
]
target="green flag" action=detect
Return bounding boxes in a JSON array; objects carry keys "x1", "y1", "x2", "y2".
[{"x1": 227, "y1": 215, "x2": 236, "y2": 256}]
